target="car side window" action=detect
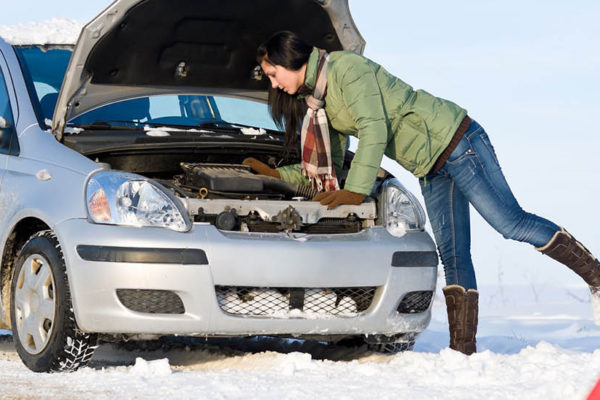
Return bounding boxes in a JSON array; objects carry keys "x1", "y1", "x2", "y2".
[{"x1": 0, "y1": 68, "x2": 17, "y2": 155}]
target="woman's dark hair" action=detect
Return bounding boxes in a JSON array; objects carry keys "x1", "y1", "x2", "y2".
[{"x1": 257, "y1": 31, "x2": 313, "y2": 158}]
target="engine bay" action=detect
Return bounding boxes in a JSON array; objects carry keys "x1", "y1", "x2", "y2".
[
  {"x1": 171, "y1": 163, "x2": 377, "y2": 233},
  {"x1": 91, "y1": 155, "x2": 378, "y2": 234}
]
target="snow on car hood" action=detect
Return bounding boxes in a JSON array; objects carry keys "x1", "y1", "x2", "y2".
[{"x1": 52, "y1": 0, "x2": 365, "y2": 136}]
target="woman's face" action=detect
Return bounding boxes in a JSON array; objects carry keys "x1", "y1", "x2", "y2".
[{"x1": 260, "y1": 60, "x2": 306, "y2": 95}]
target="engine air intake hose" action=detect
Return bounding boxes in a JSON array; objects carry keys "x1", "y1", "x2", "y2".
[{"x1": 260, "y1": 176, "x2": 320, "y2": 199}]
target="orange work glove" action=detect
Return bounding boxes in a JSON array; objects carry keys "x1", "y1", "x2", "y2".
[
  {"x1": 313, "y1": 189, "x2": 366, "y2": 210},
  {"x1": 242, "y1": 157, "x2": 281, "y2": 179}
]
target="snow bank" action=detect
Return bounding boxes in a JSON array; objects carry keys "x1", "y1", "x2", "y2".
[
  {"x1": 0, "y1": 18, "x2": 82, "y2": 45},
  {"x1": 1, "y1": 343, "x2": 599, "y2": 400}
]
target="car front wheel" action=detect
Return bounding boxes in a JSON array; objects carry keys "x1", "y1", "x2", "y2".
[
  {"x1": 363, "y1": 333, "x2": 416, "y2": 354},
  {"x1": 10, "y1": 230, "x2": 97, "y2": 372},
  {"x1": 366, "y1": 340, "x2": 415, "y2": 353}
]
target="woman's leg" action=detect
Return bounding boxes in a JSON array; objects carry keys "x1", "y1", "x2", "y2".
[
  {"x1": 443, "y1": 120, "x2": 600, "y2": 288},
  {"x1": 443, "y1": 120, "x2": 559, "y2": 247},
  {"x1": 419, "y1": 172, "x2": 476, "y2": 290},
  {"x1": 537, "y1": 228, "x2": 600, "y2": 288},
  {"x1": 420, "y1": 172, "x2": 478, "y2": 355}
]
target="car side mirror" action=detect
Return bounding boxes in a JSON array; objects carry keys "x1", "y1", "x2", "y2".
[{"x1": 0, "y1": 116, "x2": 10, "y2": 129}]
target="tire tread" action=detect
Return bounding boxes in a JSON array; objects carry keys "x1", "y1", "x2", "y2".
[{"x1": 11, "y1": 230, "x2": 98, "y2": 372}]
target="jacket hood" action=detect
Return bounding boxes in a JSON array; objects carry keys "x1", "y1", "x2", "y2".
[{"x1": 52, "y1": 0, "x2": 365, "y2": 136}]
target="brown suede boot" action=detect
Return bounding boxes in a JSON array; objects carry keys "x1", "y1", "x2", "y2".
[
  {"x1": 443, "y1": 285, "x2": 479, "y2": 355},
  {"x1": 536, "y1": 228, "x2": 600, "y2": 288}
]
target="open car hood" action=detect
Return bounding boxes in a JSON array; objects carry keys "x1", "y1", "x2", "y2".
[{"x1": 52, "y1": 0, "x2": 364, "y2": 136}]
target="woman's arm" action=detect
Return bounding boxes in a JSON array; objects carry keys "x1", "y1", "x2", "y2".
[{"x1": 337, "y1": 56, "x2": 389, "y2": 196}]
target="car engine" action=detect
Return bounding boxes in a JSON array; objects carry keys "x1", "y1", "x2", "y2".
[{"x1": 163, "y1": 163, "x2": 377, "y2": 234}]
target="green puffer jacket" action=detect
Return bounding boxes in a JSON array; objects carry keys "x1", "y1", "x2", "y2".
[{"x1": 277, "y1": 47, "x2": 467, "y2": 195}]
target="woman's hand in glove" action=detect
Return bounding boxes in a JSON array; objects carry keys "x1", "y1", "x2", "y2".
[
  {"x1": 242, "y1": 157, "x2": 281, "y2": 179},
  {"x1": 313, "y1": 189, "x2": 366, "y2": 210}
]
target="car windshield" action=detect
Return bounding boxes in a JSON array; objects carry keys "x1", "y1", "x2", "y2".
[{"x1": 15, "y1": 46, "x2": 278, "y2": 131}]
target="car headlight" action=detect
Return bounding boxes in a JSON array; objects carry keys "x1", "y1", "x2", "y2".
[
  {"x1": 379, "y1": 178, "x2": 426, "y2": 237},
  {"x1": 86, "y1": 171, "x2": 191, "y2": 232}
]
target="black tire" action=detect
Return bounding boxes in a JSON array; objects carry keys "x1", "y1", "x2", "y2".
[
  {"x1": 10, "y1": 230, "x2": 97, "y2": 372},
  {"x1": 335, "y1": 335, "x2": 415, "y2": 355}
]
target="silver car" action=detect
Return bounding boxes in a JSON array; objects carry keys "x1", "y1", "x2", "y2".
[{"x1": 0, "y1": 0, "x2": 437, "y2": 372}]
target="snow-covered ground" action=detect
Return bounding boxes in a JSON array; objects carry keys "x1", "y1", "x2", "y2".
[{"x1": 0, "y1": 284, "x2": 598, "y2": 400}]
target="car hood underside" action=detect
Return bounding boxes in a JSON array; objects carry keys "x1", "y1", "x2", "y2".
[{"x1": 52, "y1": 0, "x2": 364, "y2": 135}]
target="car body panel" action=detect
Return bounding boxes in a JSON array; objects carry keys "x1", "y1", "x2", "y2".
[
  {"x1": 56, "y1": 219, "x2": 436, "y2": 335},
  {"x1": 0, "y1": 43, "x2": 102, "y2": 328}
]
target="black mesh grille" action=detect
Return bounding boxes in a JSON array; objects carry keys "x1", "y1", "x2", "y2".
[
  {"x1": 215, "y1": 286, "x2": 376, "y2": 317},
  {"x1": 117, "y1": 289, "x2": 185, "y2": 314},
  {"x1": 397, "y1": 291, "x2": 433, "y2": 314}
]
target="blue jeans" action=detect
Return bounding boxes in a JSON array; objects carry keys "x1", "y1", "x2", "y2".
[{"x1": 419, "y1": 119, "x2": 560, "y2": 290}]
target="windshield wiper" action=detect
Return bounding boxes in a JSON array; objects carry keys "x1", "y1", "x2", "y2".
[
  {"x1": 65, "y1": 121, "x2": 143, "y2": 132},
  {"x1": 141, "y1": 120, "x2": 235, "y2": 130},
  {"x1": 141, "y1": 121, "x2": 217, "y2": 130},
  {"x1": 196, "y1": 121, "x2": 235, "y2": 129}
]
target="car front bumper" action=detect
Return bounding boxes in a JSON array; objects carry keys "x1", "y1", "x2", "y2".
[{"x1": 56, "y1": 219, "x2": 437, "y2": 338}]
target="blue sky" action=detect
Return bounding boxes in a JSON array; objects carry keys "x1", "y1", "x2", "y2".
[{"x1": 1, "y1": 0, "x2": 599, "y2": 288}]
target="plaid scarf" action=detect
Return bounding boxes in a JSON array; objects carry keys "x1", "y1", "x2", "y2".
[{"x1": 300, "y1": 49, "x2": 340, "y2": 192}]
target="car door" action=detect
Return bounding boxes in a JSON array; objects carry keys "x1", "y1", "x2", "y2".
[{"x1": 0, "y1": 49, "x2": 19, "y2": 188}]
